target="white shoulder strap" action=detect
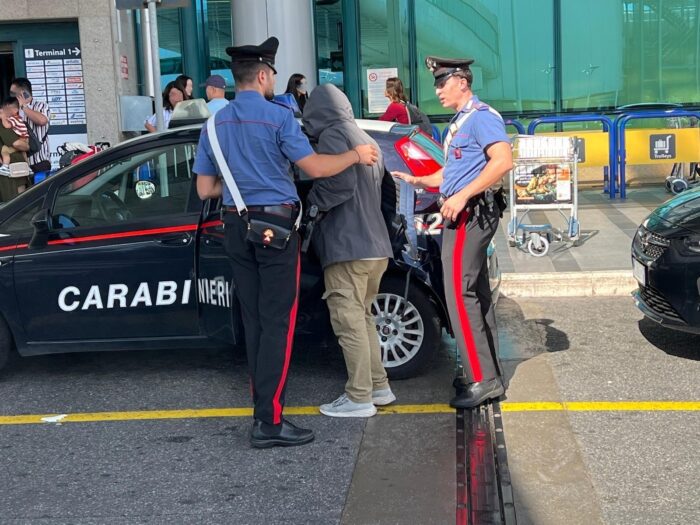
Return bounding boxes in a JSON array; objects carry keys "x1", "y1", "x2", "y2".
[
  {"x1": 443, "y1": 108, "x2": 478, "y2": 157},
  {"x1": 205, "y1": 115, "x2": 302, "y2": 230},
  {"x1": 206, "y1": 115, "x2": 246, "y2": 215}
]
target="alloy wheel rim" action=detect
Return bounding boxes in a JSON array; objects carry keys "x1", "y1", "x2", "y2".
[{"x1": 372, "y1": 292, "x2": 424, "y2": 368}]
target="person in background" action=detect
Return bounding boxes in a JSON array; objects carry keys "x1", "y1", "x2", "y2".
[
  {"x1": 379, "y1": 77, "x2": 409, "y2": 124},
  {"x1": 0, "y1": 109, "x2": 30, "y2": 195},
  {"x1": 303, "y1": 84, "x2": 396, "y2": 418},
  {"x1": 175, "y1": 74, "x2": 194, "y2": 98},
  {"x1": 201, "y1": 75, "x2": 228, "y2": 115},
  {"x1": 145, "y1": 81, "x2": 185, "y2": 132},
  {"x1": 0, "y1": 97, "x2": 29, "y2": 170},
  {"x1": 9, "y1": 77, "x2": 50, "y2": 175},
  {"x1": 284, "y1": 73, "x2": 308, "y2": 113}
]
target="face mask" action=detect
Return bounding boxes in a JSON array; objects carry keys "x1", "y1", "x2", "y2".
[{"x1": 297, "y1": 82, "x2": 307, "y2": 94}]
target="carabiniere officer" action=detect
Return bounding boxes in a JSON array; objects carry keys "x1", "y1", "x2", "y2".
[
  {"x1": 393, "y1": 56, "x2": 513, "y2": 408},
  {"x1": 194, "y1": 37, "x2": 379, "y2": 448}
]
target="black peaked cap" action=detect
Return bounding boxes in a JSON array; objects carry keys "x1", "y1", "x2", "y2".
[
  {"x1": 425, "y1": 55, "x2": 475, "y2": 86},
  {"x1": 226, "y1": 37, "x2": 279, "y2": 74}
]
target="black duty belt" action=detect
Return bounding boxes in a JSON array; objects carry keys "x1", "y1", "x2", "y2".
[{"x1": 221, "y1": 204, "x2": 298, "y2": 219}]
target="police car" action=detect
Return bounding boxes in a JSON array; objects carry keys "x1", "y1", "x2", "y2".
[{"x1": 0, "y1": 106, "x2": 500, "y2": 379}]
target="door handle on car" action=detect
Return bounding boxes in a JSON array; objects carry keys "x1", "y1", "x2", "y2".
[{"x1": 154, "y1": 232, "x2": 192, "y2": 246}]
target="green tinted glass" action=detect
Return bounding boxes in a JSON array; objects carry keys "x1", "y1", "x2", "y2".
[
  {"x1": 562, "y1": 0, "x2": 700, "y2": 110},
  {"x1": 414, "y1": 0, "x2": 555, "y2": 116}
]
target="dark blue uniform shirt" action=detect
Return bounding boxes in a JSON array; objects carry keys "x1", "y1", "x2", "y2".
[
  {"x1": 441, "y1": 96, "x2": 509, "y2": 197},
  {"x1": 193, "y1": 90, "x2": 314, "y2": 206}
]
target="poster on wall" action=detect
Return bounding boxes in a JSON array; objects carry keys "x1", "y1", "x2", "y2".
[
  {"x1": 367, "y1": 67, "x2": 398, "y2": 114},
  {"x1": 22, "y1": 44, "x2": 87, "y2": 135}
]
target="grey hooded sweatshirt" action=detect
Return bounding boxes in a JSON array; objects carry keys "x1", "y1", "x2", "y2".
[{"x1": 303, "y1": 84, "x2": 393, "y2": 269}]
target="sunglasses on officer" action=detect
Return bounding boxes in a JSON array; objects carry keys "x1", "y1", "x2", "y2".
[{"x1": 435, "y1": 73, "x2": 467, "y2": 90}]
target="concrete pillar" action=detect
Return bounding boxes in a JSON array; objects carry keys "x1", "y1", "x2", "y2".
[{"x1": 231, "y1": 0, "x2": 316, "y2": 94}]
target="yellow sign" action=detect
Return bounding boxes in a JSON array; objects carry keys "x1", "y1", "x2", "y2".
[{"x1": 623, "y1": 128, "x2": 700, "y2": 165}]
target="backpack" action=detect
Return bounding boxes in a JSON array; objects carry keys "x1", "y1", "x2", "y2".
[{"x1": 405, "y1": 102, "x2": 433, "y2": 135}]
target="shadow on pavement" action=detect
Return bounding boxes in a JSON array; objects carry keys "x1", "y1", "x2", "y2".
[
  {"x1": 497, "y1": 296, "x2": 570, "y2": 366},
  {"x1": 638, "y1": 318, "x2": 700, "y2": 361}
]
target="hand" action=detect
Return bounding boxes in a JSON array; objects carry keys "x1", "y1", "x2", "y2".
[
  {"x1": 15, "y1": 91, "x2": 30, "y2": 108},
  {"x1": 391, "y1": 171, "x2": 414, "y2": 184},
  {"x1": 440, "y1": 193, "x2": 469, "y2": 222},
  {"x1": 354, "y1": 144, "x2": 378, "y2": 165}
]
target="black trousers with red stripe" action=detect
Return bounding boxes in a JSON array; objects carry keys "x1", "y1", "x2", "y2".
[
  {"x1": 222, "y1": 213, "x2": 300, "y2": 425},
  {"x1": 441, "y1": 202, "x2": 504, "y2": 384}
]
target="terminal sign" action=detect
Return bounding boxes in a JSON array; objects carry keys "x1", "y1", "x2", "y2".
[
  {"x1": 650, "y1": 134, "x2": 676, "y2": 160},
  {"x1": 23, "y1": 43, "x2": 87, "y2": 133}
]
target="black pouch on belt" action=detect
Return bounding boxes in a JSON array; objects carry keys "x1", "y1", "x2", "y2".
[
  {"x1": 245, "y1": 209, "x2": 297, "y2": 250},
  {"x1": 493, "y1": 188, "x2": 508, "y2": 217}
]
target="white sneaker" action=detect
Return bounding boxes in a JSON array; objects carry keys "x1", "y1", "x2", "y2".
[
  {"x1": 320, "y1": 394, "x2": 377, "y2": 418},
  {"x1": 372, "y1": 387, "x2": 397, "y2": 406}
]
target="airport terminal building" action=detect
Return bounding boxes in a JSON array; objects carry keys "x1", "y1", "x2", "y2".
[{"x1": 0, "y1": 0, "x2": 698, "y2": 146}]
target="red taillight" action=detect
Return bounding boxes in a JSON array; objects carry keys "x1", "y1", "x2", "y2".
[{"x1": 394, "y1": 135, "x2": 442, "y2": 193}]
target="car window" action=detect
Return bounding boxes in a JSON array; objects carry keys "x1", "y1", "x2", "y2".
[
  {"x1": 52, "y1": 143, "x2": 197, "y2": 229},
  {"x1": 0, "y1": 198, "x2": 43, "y2": 235}
]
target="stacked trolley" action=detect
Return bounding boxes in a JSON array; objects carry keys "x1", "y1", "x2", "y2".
[{"x1": 507, "y1": 135, "x2": 580, "y2": 257}]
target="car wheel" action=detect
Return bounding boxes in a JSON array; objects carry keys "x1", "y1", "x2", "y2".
[
  {"x1": 0, "y1": 316, "x2": 13, "y2": 372},
  {"x1": 373, "y1": 277, "x2": 441, "y2": 380}
]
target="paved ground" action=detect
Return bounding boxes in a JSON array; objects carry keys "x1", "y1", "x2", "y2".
[
  {"x1": 0, "y1": 296, "x2": 698, "y2": 524},
  {"x1": 495, "y1": 187, "x2": 672, "y2": 273}
]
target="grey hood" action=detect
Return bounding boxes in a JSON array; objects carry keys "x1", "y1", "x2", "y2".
[
  {"x1": 302, "y1": 84, "x2": 355, "y2": 140},
  {"x1": 302, "y1": 84, "x2": 393, "y2": 268}
]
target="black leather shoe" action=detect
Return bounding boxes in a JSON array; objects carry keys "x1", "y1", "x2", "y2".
[
  {"x1": 450, "y1": 377, "x2": 505, "y2": 409},
  {"x1": 250, "y1": 419, "x2": 315, "y2": 449}
]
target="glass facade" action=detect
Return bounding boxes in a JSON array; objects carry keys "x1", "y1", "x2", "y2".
[
  {"x1": 315, "y1": 0, "x2": 346, "y2": 91},
  {"x1": 156, "y1": 8, "x2": 185, "y2": 89},
  {"x1": 204, "y1": 0, "x2": 234, "y2": 92},
  {"x1": 318, "y1": 0, "x2": 700, "y2": 119}
]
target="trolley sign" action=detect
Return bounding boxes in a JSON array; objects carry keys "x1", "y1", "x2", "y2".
[{"x1": 507, "y1": 135, "x2": 581, "y2": 257}]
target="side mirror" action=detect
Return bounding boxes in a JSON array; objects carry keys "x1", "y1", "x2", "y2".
[
  {"x1": 29, "y1": 209, "x2": 51, "y2": 249},
  {"x1": 31, "y1": 209, "x2": 51, "y2": 233}
]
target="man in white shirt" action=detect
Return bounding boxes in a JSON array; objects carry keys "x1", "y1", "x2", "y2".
[{"x1": 202, "y1": 75, "x2": 228, "y2": 115}]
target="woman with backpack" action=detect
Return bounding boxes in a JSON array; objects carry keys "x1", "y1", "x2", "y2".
[{"x1": 379, "y1": 77, "x2": 409, "y2": 124}]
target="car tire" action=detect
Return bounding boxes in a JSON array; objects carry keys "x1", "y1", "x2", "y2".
[
  {"x1": 0, "y1": 316, "x2": 13, "y2": 372},
  {"x1": 373, "y1": 277, "x2": 441, "y2": 380}
]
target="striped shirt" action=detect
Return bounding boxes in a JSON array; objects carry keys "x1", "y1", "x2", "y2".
[
  {"x1": 22, "y1": 99, "x2": 50, "y2": 165},
  {"x1": 6, "y1": 116, "x2": 28, "y2": 139}
]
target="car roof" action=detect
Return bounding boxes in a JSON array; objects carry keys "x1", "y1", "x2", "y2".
[{"x1": 122, "y1": 117, "x2": 402, "y2": 145}]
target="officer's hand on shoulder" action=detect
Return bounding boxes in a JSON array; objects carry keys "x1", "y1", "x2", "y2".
[{"x1": 354, "y1": 144, "x2": 379, "y2": 166}]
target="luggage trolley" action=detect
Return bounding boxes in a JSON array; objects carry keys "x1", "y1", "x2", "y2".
[{"x1": 507, "y1": 135, "x2": 580, "y2": 257}]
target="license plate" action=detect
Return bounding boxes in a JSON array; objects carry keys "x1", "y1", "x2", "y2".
[{"x1": 632, "y1": 258, "x2": 646, "y2": 287}]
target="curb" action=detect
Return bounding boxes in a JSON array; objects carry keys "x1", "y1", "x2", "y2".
[{"x1": 499, "y1": 270, "x2": 637, "y2": 298}]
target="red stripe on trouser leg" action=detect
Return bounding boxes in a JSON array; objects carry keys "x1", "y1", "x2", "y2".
[
  {"x1": 452, "y1": 224, "x2": 483, "y2": 382},
  {"x1": 271, "y1": 250, "x2": 301, "y2": 424}
]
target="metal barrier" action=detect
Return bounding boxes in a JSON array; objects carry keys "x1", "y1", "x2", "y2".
[
  {"x1": 528, "y1": 115, "x2": 616, "y2": 198},
  {"x1": 505, "y1": 118, "x2": 525, "y2": 135},
  {"x1": 615, "y1": 110, "x2": 700, "y2": 199}
]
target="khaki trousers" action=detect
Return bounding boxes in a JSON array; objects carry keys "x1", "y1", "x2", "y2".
[{"x1": 323, "y1": 258, "x2": 390, "y2": 403}]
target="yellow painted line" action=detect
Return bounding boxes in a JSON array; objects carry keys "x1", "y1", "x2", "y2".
[{"x1": 0, "y1": 401, "x2": 698, "y2": 426}]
